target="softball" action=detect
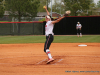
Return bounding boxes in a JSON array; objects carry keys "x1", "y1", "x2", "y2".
[
  {"x1": 66, "y1": 10, "x2": 71, "y2": 14},
  {"x1": 43, "y1": 6, "x2": 46, "y2": 9}
]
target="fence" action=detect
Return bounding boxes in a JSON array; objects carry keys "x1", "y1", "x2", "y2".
[
  {"x1": 43, "y1": 16, "x2": 100, "y2": 35},
  {"x1": 0, "y1": 16, "x2": 100, "y2": 35},
  {"x1": 0, "y1": 21, "x2": 43, "y2": 35}
]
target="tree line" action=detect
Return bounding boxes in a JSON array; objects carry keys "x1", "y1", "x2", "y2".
[
  {"x1": 52, "y1": 0, "x2": 100, "y2": 16},
  {"x1": 0, "y1": 0, "x2": 100, "y2": 21}
]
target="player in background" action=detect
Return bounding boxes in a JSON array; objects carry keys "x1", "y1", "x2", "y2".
[
  {"x1": 76, "y1": 22, "x2": 82, "y2": 37},
  {"x1": 43, "y1": 6, "x2": 70, "y2": 63}
]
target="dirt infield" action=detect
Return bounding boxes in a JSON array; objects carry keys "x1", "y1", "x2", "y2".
[{"x1": 0, "y1": 43, "x2": 100, "y2": 75}]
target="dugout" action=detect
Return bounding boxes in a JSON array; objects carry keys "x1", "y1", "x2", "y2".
[{"x1": 43, "y1": 16, "x2": 100, "y2": 35}]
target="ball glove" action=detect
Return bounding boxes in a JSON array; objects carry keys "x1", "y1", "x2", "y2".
[{"x1": 64, "y1": 10, "x2": 71, "y2": 16}]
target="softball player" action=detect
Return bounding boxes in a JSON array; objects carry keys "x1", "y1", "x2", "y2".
[
  {"x1": 76, "y1": 22, "x2": 82, "y2": 37},
  {"x1": 44, "y1": 6, "x2": 70, "y2": 63}
]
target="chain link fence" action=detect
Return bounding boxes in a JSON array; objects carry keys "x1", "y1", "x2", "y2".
[{"x1": 0, "y1": 22, "x2": 43, "y2": 35}]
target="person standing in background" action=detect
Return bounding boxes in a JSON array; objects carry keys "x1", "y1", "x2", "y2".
[{"x1": 76, "y1": 22, "x2": 82, "y2": 37}]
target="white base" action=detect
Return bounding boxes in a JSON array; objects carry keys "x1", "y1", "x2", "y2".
[{"x1": 78, "y1": 44, "x2": 87, "y2": 47}]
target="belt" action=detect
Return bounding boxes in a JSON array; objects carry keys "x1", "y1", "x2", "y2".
[{"x1": 46, "y1": 34, "x2": 53, "y2": 36}]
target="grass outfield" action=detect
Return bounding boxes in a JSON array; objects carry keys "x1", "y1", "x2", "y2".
[{"x1": 0, "y1": 35, "x2": 100, "y2": 44}]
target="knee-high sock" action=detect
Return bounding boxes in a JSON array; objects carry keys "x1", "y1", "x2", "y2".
[
  {"x1": 80, "y1": 33, "x2": 82, "y2": 36},
  {"x1": 46, "y1": 49, "x2": 52, "y2": 59},
  {"x1": 77, "y1": 33, "x2": 79, "y2": 36}
]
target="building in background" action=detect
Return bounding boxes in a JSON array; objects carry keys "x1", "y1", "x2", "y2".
[
  {"x1": 0, "y1": 11, "x2": 62, "y2": 21},
  {"x1": 37, "y1": 12, "x2": 61, "y2": 18}
]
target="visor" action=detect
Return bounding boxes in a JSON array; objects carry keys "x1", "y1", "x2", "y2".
[{"x1": 46, "y1": 15, "x2": 51, "y2": 20}]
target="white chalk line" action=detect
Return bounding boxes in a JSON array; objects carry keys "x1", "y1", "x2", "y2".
[
  {"x1": 0, "y1": 55, "x2": 100, "y2": 59},
  {"x1": 36, "y1": 59, "x2": 47, "y2": 64},
  {"x1": 53, "y1": 59, "x2": 63, "y2": 65}
]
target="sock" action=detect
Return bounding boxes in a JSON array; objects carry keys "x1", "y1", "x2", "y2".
[
  {"x1": 46, "y1": 49, "x2": 52, "y2": 59},
  {"x1": 77, "y1": 33, "x2": 79, "y2": 37},
  {"x1": 80, "y1": 33, "x2": 82, "y2": 36}
]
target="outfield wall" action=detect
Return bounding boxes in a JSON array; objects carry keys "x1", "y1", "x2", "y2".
[
  {"x1": 0, "y1": 16, "x2": 100, "y2": 35},
  {"x1": 43, "y1": 16, "x2": 100, "y2": 35}
]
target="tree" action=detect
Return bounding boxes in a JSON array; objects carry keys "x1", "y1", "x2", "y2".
[
  {"x1": 52, "y1": 0, "x2": 65, "y2": 15},
  {"x1": 64, "y1": 0, "x2": 93, "y2": 16},
  {"x1": 0, "y1": 0, "x2": 3, "y2": 2},
  {"x1": 0, "y1": 0, "x2": 5, "y2": 18},
  {"x1": 52, "y1": 0, "x2": 60, "y2": 13},
  {"x1": 6, "y1": 0, "x2": 40, "y2": 22},
  {"x1": 97, "y1": 0, "x2": 100, "y2": 8},
  {"x1": 88, "y1": 1, "x2": 97, "y2": 16},
  {"x1": 38, "y1": 0, "x2": 51, "y2": 12}
]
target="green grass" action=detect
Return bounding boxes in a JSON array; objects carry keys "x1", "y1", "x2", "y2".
[
  {"x1": 54, "y1": 35, "x2": 100, "y2": 43},
  {"x1": 0, "y1": 21, "x2": 9, "y2": 22},
  {"x1": 0, "y1": 35, "x2": 100, "y2": 44}
]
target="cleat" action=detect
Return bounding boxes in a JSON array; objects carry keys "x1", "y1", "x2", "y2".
[{"x1": 47, "y1": 58, "x2": 54, "y2": 64}]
